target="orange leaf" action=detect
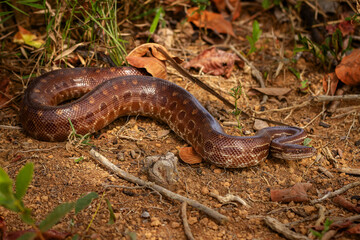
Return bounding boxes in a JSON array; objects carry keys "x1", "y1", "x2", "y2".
[
  {"x1": 335, "y1": 49, "x2": 360, "y2": 86},
  {"x1": 126, "y1": 43, "x2": 182, "y2": 79},
  {"x1": 179, "y1": 147, "x2": 203, "y2": 164},
  {"x1": 322, "y1": 72, "x2": 339, "y2": 95},
  {"x1": 187, "y1": 7, "x2": 235, "y2": 36}
]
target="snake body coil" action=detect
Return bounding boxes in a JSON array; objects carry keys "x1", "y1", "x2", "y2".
[{"x1": 21, "y1": 67, "x2": 315, "y2": 168}]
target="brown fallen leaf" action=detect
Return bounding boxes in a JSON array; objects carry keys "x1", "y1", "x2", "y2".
[
  {"x1": 270, "y1": 183, "x2": 312, "y2": 203},
  {"x1": 186, "y1": 7, "x2": 236, "y2": 37},
  {"x1": 183, "y1": 47, "x2": 241, "y2": 78},
  {"x1": 333, "y1": 195, "x2": 360, "y2": 213},
  {"x1": 179, "y1": 147, "x2": 203, "y2": 164},
  {"x1": 322, "y1": 49, "x2": 360, "y2": 94},
  {"x1": 247, "y1": 87, "x2": 292, "y2": 96},
  {"x1": 212, "y1": 0, "x2": 242, "y2": 21},
  {"x1": 126, "y1": 43, "x2": 183, "y2": 79}
]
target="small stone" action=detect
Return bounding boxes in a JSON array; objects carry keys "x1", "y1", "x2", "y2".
[
  {"x1": 286, "y1": 211, "x2": 295, "y2": 219},
  {"x1": 208, "y1": 220, "x2": 218, "y2": 230},
  {"x1": 117, "y1": 152, "x2": 125, "y2": 161},
  {"x1": 213, "y1": 168, "x2": 222, "y2": 174},
  {"x1": 303, "y1": 206, "x2": 316, "y2": 214},
  {"x1": 201, "y1": 186, "x2": 209, "y2": 195},
  {"x1": 141, "y1": 211, "x2": 150, "y2": 218},
  {"x1": 157, "y1": 130, "x2": 170, "y2": 138},
  {"x1": 170, "y1": 222, "x2": 181, "y2": 228},
  {"x1": 150, "y1": 217, "x2": 161, "y2": 226},
  {"x1": 188, "y1": 216, "x2": 198, "y2": 225},
  {"x1": 27, "y1": 139, "x2": 33, "y2": 143},
  {"x1": 222, "y1": 182, "x2": 230, "y2": 187},
  {"x1": 210, "y1": 189, "x2": 219, "y2": 195},
  {"x1": 200, "y1": 217, "x2": 209, "y2": 225},
  {"x1": 155, "y1": 143, "x2": 161, "y2": 147},
  {"x1": 108, "y1": 176, "x2": 117, "y2": 182},
  {"x1": 48, "y1": 155, "x2": 54, "y2": 159},
  {"x1": 41, "y1": 195, "x2": 48, "y2": 201},
  {"x1": 145, "y1": 232, "x2": 152, "y2": 238},
  {"x1": 253, "y1": 119, "x2": 269, "y2": 130},
  {"x1": 130, "y1": 150, "x2": 137, "y2": 159}
]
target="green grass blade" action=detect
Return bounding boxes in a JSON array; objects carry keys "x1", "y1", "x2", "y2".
[
  {"x1": 39, "y1": 202, "x2": 75, "y2": 231},
  {"x1": 106, "y1": 198, "x2": 115, "y2": 224},
  {"x1": 75, "y1": 192, "x2": 98, "y2": 214},
  {"x1": 15, "y1": 163, "x2": 34, "y2": 200}
]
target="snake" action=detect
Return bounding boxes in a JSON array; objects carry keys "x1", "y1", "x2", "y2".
[{"x1": 20, "y1": 67, "x2": 316, "y2": 168}]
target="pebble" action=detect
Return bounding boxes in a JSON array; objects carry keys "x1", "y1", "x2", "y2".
[
  {"x1": 303, "y1": 206, "x2": 316, "y2": 214},
  {"x1": 150, "y1": 217, "x2": 161, "y2": 226},
  {"x1": 222, "y1": 182, "x2": 230, "y2": 187},
  {"x1": 145, "y1": 232, "x2": 152, "y2": 238},
  {"x1": 253, "y1": 119, "x2": 269, "y2": 130},
  {"x1": 130, "y1": 150, "x2": 137, "y2": 159},
  {"x1": 213, "y1": 168, "x2": 222, "y2": 174},
  {"x1": 41, "y1": 195, "x2": 48, "y2": 201},
  {"x1": 188, "y1": 216, "x2": 198, "y2": 225},
  {"x1": 286, "y1": 211, "x2": 295, "y2": 219},
  {"x1": 201, "y1": 186, "x2": 209, "y2": 195},
  {"x1": 170, "y1": 221, "x2": 181, "y2": 228},
  {"x1": 208, "y1": 220, "x2": 218, "y2": 230},
  {"x1": 210, "y1": 189, "x2": 219, "y2": 195},
  {"x1": 157, "y1": 129, "x2": 170, "y2": 138},
  {"x1": 141, "y1": 211, "x2": 150, "y2": 218},
  {"x1": 117, "y1": 152, "x2": 125, "y2": 161}
]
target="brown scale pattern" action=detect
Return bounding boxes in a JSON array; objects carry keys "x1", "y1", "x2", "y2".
[{"x1": 21, "y1": 67, "x2": 316, "y2": 168}]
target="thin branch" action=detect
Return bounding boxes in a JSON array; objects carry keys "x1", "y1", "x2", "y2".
[
  {"x1": 181, "y1": 202, "x2": 195, "y2": 240},
  {"x1": 89, "y1": 149, "x2": 229, "y2": 224},
  {"x1": 264, "y1": 216, "x2": 310, "y2": 240},
  {"x1": 310, "y1": 181, "x2": 360, "y2": 204}
]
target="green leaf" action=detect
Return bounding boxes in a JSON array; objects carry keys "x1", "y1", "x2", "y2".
[
  {"x1": 262, "y1": 0, "x2": 271, "y2": 9},
  {"x1": 15, "y1": 232, "x2": 36, "y2": 240},
  {"x1": 75, "y1": 192, "x2": 98, "y2": 214},
  {"x1": 106, "y1": 198, "x2": 115, "y2": 224},
  {"x1": 149, "y1": 7, "x2": 163, "y2": 34},
  {"x1": 303, "y1": 138, "x2": 312, "y2": 147},
  {"x1": 288, "y1": 67, "x2": 300, "y2": 80},
  {"x1": 15, "y1": 163, "x2": 34, "y2": 200},
  {"x1": 20, "y1": 207, "x2": 35, "y2": 225},
  {"x1": 39, "y1": 202, "x2": 75, "y2": 231}
]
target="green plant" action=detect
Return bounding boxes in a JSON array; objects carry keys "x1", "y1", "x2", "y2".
[
  {"x1": 294, "y1": 29, "x2": 352, "y2": 71},
  {"x1": 262, "y1": 0, "x2": 281, "y2": 9},
  {"x1": 68, "y1": 118, "x2": 94, "y2": 148},
  {"x1": 246, "y1": 20, "x2": 262, "y2": 55},
  {"x1": 288, "y1": 67, "x2": 310, "y2": 93},
  {"x1": 229, "y1": 85, "x2": 243, "y2": 132},
  {"x1": 310, "y1": 218, "x2": 333, "y2": 239},
  {"x1": 0, "y1": 163, "x2": 99, "y2": 239},
  {"x1": 0, "y1": 0, "x2": 45, "y2": 24}
]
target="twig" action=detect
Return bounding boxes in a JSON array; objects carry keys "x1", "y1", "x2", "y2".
[
  {"x1": 264, "y1": 216, "x2": 310, "y2": 240},
  {"x1": 229, "y1": 45, "x2": 268, "y2": 104},
  {"x1": 0, "y1": 125, "x2": 22, "y2": 130},
  {"x1": 155, "y1": 46, "x2": 235, "y2": 110},
  {"x1": 181, "y1": 202, "x2": 195, "y2": 240},
  {"x1": 310, "y1": 181, "x2": 360, "y2": 204},
  {"x1": 89, "y1": 149, "x2": 229, "y2": 224},
  {"x1": 313, "y1": 94, "x2": 360, "y2": 102},
  {"x1": 209, "y1": 192, "x2": 250, "y2": 208},
  {"x1": 336, "y1": 168, "x2": 360, "y2": 176}
]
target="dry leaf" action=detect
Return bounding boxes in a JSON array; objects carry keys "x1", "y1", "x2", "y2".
[
  {"x1": 335, "y1": 49, "x2": 360, "y2": 86},
  {"x1": 248, "y1": 87, "x2": 292, "y2": 96},
  {"x1": 270, "y1": 183, "x2": 312, "y2": 203},
  {"x1": 333, "y1": 196, "x2": 360, "y2": 213},
  {"x1": 183, "y1": 47, "x2": 241, "y2": 78},
  {"x1": 126, "y1": 43, "x2": 182, "y2": 79},
  {"x1": 13, "y1": 26, "x2": 44, "y2": 48},
  {"x1": 179, "y1": 147, "x2": 203, "y2": 164},
  {"x1": 322, "y1": 72, "x2": 339, "y2": 95},
  {"x1": 186, "y1": 7, "x2": 235, "y2": 36},
  {"x1": 212, "y1": 0, "x2": 242, "y2": 21}
]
